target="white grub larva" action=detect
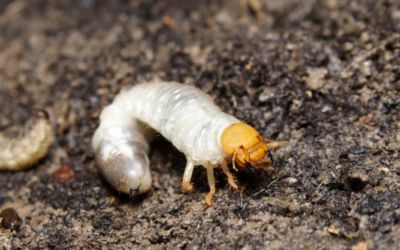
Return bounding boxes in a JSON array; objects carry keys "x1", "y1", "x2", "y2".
[
  {"x1": 92, "y1": 82, "x2": 286, "y2": 206},
  {"x1": 0, "y1": 110, "x2": 55, "y2": 171}
]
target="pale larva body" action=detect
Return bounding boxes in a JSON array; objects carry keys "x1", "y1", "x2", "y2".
[
  {"x1": 122, "y1": 82, "x2": 240, "y2": 166},
  {"x1": 0, "y1": 110, "x2": 55, "y2": 171},
  {"x1": 92, "y1": 82, "x2": 239, "y2": 194},
  {"x1": 93, "y1": 82, "x2": 285, "y2": 206}
]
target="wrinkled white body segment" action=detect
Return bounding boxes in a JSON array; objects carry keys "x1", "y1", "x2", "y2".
[
  {"x1": 92, "y1": 82, "x2": 240, "y2": 194},
  {"x1": 123, "y1": 82, "x2": 240, "y2": 165}
]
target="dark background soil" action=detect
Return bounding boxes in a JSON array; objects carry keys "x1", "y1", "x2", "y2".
[{"x1": 0, "y1": 0, "x2": 399, "y2": 249}]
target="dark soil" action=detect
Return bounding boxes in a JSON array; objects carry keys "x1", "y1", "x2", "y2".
[{"x1": 0, "y1": 0, "x2": 399, "y2": 249}]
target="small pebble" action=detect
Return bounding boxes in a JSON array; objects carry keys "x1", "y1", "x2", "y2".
[{"x1": 0, "y1": 208, "x2": 22, "y2": 231}]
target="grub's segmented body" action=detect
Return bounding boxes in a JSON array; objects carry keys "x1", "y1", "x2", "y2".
[
  {"x1": 93, "y1": 82, "x2": 286, "y2": 206},
  {"x1": 0, "y1": 110, "x2": 55, "y2": 171},
  {"x1": 124, "y1": 83, "x2": 240, "y2": 166}
]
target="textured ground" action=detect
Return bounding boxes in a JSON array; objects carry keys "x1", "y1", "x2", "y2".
[{"x1": 0, "y1": 0, "x2": 399, "y2": 249}]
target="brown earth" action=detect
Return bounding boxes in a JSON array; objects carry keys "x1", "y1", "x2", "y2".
[{"x1": 0, "y1": 0, "x2": 399, "y2": 249}]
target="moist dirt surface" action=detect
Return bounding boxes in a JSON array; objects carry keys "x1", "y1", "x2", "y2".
[{"x1": 0, "y1": 0, "x2": 400, "y2": 249}]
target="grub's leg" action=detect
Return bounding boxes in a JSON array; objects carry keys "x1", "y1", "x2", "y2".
[
  {"x1": 205, "y1": 164, "x2": 216, "y2": 207},
  {"x1": 182, "y1": 158, "x2": 195, "y2": 191},
  {"x1": 232, "y1": 152, "x2": 238, "y2": 172},
  {"x1": 221, "y1": 160, "x2": 238, "y2": 190}
]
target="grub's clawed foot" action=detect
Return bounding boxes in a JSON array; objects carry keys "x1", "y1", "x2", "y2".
[
  {"x1": 182, "y1": 182, "x2": 194, "y2": 191},
  {"x1": 205, "y1": 164, "x2": 216, "y2": 207},
  {"x1": 205, "y1": 189, "x2": 215, "y2": 207},
  {"x1": 221, "y1": 160, "x2": 239, "y2": 190},
  {"x1": 229, "y1": 176, "x2": 239, "y2": 190},
  {"x1": 182, "y1": 158, "x2": 195, "y2": 192}
]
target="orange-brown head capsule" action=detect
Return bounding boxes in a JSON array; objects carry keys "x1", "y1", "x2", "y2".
[{"x1": 220, "y1": 123, "x2": 285, "y2": 173}]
